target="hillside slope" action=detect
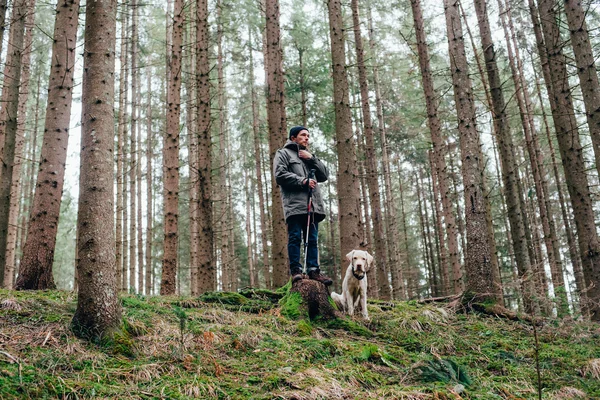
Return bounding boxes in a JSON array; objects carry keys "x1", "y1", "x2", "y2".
[{"x1": 0, "y1": 289, "x2": 599, "y2": 399}]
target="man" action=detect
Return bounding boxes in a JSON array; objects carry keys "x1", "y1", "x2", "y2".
[{"x1": 273, "y1": 126, "x2": 332, "y2": 286}]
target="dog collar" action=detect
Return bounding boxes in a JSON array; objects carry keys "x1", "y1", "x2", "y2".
[{"x1": 352, "y1": 266, "x2": 365, "y2": 281}]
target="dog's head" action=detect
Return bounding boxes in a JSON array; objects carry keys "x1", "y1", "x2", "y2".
[{"x1": 346, "y1": 250, "x2": 374, "y2": 278}]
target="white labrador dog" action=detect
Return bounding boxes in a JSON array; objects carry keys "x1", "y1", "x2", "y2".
[{"x1": 331, "y1": 250, "x2": 374, "y2": 320}]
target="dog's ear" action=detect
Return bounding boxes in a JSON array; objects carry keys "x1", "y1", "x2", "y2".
[
  {"x1": 346, "y1": 250, "x2": 354, "y2": 262},
  {"x1": 366, "y1": 252, "x2": 374, "y2": 270}
]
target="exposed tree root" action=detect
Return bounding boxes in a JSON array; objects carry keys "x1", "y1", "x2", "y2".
[{"x1": 420, "y1": 292, "x2": 539, "y2": 324}]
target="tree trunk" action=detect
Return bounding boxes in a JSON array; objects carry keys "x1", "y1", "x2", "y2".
[
  {"x1": 0, "y1": 0, "x2": 27, "y2": 286},
  {"x1": 350, "y1": 0, "x2": 390, "y2": 300},
  {"x1": 0, "y1": 0, "x2": 8, "y2": 66},
  {"x1": 4, "y1": 3, "x2": 34, "y2": 288},
  {"x1": 416, "y1": 171, "x2": 437, "y2": 297},
  {"x1": 146, "y1": 70, "x2": 153, "y2": 296},
  {"x1": 288, "y1": 279, "x2": 341, "y2": 321},
  {"x1": 136, "y1": 81, "x2": 144, "y2": 293},
  {"x1": 129, "y1": 0, "x2": 138, "y2": 293},
  {"x1": 186, "y1": 13, "x2": 199, "y2": 296},
  {"x1": 327, "y1": 172, "x2": 339, "y2": 289},
  {"x1": 472, "y1": 0, "x2": 534, "y2": 310},
  {"x1": 448, "y1": 150, "x2": 466, "y2": 257},
  {"x1": 18, "y1": 75, "x2": 42, "y2": 267},
  {"x1": 196, "y1": 0, "x2": 214, "y2": 294},
  {"x1": 497, "y1": 0, "x2": 565, "y2": 310},
  {"x1": 116, "y1": 1, "x2": 128, "y2": 292},
  {"x1": 72, "y1": 0, "x2": 121, "y2": 340},
  {"x1": 161, "y1": 0, "x2": 183, "y2": 295},
  {"x1": 327, "y1": 0, "x2": 362, "y2": 270},
  {"x1": 533, "y1": 61, "x2": 584, "y2": 306},
  {"x1": 366, "y1": 4, "x2": 402, "y2": 300},
  {"x1": 265, "y1": 0, "x2": 288, "y2": 288},
  {"x1": 535, "y1": 0, "x2": 600, "y2": 321},
  {"x1": 564, "y1": 0, "x2": 600, "y2": 178},
  {"x1": 428, "y1": 151, "x2": 450, "y2": 296},
  {"x1": 227, "y1": 171, "x2": 237, "y2": 291},
  {"x1": 249, "y1": 27, "x2": 269, "y2": 288},
  {"x1": 216, "y1": 2, "x2": 230, "y2": 292},
  {"x1": 458, "y1": 3, "x2": 502, "y2": 302},
  {"x1": 297, "y1": 46, "x2": 307, "y2": 127},
  {"x1": 410, "y1": 0, "x2": 462, "y2": 295},
  {"x1": 443, "y1": 0, "x2": 496, "y2": 302},
  {"x1": 244, "y1": 153, "x2": 255, "y2": 287},
  {"x1": 396, "y1": 162, "x2": 411, "y2": 300}
]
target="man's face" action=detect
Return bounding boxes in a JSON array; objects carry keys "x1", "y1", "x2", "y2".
[{"x1": 292, "y1": 130, "x2": 310, "y2": 148}]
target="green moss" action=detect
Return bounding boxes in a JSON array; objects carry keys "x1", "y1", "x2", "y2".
[
  {"x1": 101, "y1": 326, "x2": 136, "y2": 358},
  {"x1": 238, "y1": 288, "x2": 284, "y2": 302},
  {"x1": 296, "y1": 319, "x2": 313, "y2": 336},
  {"x1": 325, "y1": 317, "x2": 373, "y2": 337},
  {"x1": 279, "y1": 291, "x2": 307, "y2": 320},
  {"x1": 199, "y1": 291, "x2": 248, "y2": 305},
  {"x1": 275, "y1": 279, "x2": 292, "y2": 295}
]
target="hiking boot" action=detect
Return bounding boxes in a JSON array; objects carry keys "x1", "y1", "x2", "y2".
[
  {"x1": 291, "y1": 268, "x2": 304, "y2": 284},
  {"x1": 308, "y1": 270, "x2": 333, "y2": 286}
]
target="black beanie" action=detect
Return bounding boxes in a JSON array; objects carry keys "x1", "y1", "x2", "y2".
[{"x1": 289, "y1": 126, "x2": 308, "y2": 139}]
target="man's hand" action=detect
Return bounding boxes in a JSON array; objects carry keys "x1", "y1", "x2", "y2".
[
  {"x1": 298, "y1": 150, "x2": 313, "y2": 160},
  {"x1": 302, "y1": 178, "x2": 317, "y2": 189}
]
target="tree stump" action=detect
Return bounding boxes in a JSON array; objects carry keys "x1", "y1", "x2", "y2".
[{"x1": 280, "y1": 278, "x2": 341, "y2": 321}]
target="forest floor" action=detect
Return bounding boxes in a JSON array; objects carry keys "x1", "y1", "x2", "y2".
[{"x1": 0, "y1": 287, "x2": 599, "y2": 399}]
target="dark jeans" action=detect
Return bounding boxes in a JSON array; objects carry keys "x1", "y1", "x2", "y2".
[{"x1": 287, "y1": 214, "x2": 319, "y2": 275}]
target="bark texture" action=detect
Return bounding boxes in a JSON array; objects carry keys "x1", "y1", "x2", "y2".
[
  {"x1": 249, "y1": 29, "x2": 269, "y2": 288},
  {"x1": 351, "y1": 0, "x2": 390, "y2": 300},
  {"x1": 72, "y1": 0, "x2": 121, "y2": 340},
  {"x1": 472, "y1": 0, "x2": 533, "y2": 309},
  {"x1": 564, "y1": 0, "x2": 600, "y2": 176},
  {"x1": 116, "y1": 1, "x2": 128, "y2": 291},
  {"x1": 161, "y1": 0, "x2": 183, "y2": 295},
  {"x1": 4, "y1": 4, "x2": 34, "y2": 288},
  {"x1": 443, "y1": 0, "x2": 497, "y2": 302},
  {"x1": 327, "y1": 0, "x2": 362, "y2": 269},
  {"x1": 145, "y1": 71, "x2": 153, "y2": 295},
  {"x1": 129, "y1": 0, "x2": 138, "y2": 292},
  {"x1": 16, "y1": 0, "x2": 78, "y2": 290},
  {"x1": 410, "y1": 0, "x2": 461, "y2": 295},
  {"x1": 196, "y1": 0, "x2": 214, "y2": 293},
  {"x1": 290, "y1": 279, "x2": 341, "y2": 321},
  {"x1": 265, "y1": 0, "x2": 288, "y2": 287},
  {"x1": 497, "y1": 0, "x2": 564, "y2": 308},
  {"x1": 535, "y1": 0, "x2": 600, "y2": 320},
  {"x1": 0, "y1": 0, "x2": 30, "y2": 285}
]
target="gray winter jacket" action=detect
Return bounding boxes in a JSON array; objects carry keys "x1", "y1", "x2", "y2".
[{"x1": 273, "y1": 139, "x2": 329, "y2": 222}]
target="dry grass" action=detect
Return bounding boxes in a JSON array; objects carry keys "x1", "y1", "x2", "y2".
[
  {"x1": 1, "y1": 298, "x2": 22, "y2": 311},
  {"x1": 582, "y1": 358, "x2": 600, "y2": 379},
  {"x1": 549, "y1": 386, "x2": 587, "y2": 399}
]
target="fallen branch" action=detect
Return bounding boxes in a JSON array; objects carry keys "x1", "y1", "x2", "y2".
[
  {"x1": 418, "y1": 294, "x2": 462, "y2": 304},
  {"x1": 0, "y1": 351, "x2": 22, "y2": 384}
]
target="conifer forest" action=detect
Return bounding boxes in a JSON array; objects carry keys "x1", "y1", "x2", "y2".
[{"x1": 0, "y1": 0, "x2": 600, "y2": 344}]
